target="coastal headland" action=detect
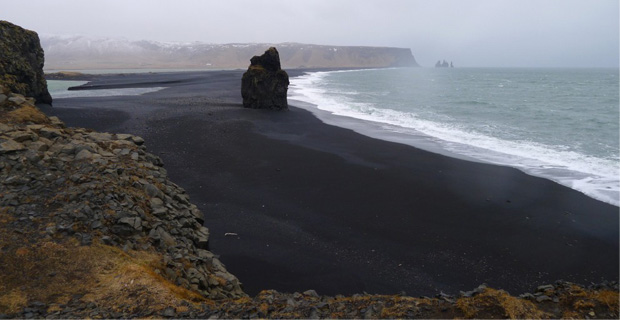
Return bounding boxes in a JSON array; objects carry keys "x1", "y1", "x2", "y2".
[
  {"x1": 1, "y1": 15, "x2": 618, "y2": 319},
  {"x1": 43, "y1": 70, "x2": 619, "y2": 298}
]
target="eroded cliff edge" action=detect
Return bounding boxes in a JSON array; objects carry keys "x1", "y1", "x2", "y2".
[
  {"x1": 0, "y1": 21, "x2": 52, "y2": 104},
  {"x1": 0, "y1": 84, "x2": 244, "y2": 301}
]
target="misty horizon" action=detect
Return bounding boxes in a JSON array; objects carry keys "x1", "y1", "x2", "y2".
[
  {"x1": 2, "y1": 0, "x2": 619, "y2": 68},
  {"x1": 37, "y1": 33, "x2": 620, "y2": 70}
]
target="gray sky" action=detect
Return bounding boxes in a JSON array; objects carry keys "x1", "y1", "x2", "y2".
[{"x1": 2, "y1": 0, "x2": 618, "y2": 67}]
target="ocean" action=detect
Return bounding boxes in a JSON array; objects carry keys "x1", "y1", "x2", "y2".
[
  {"x1": 289, "y1": 68, "x2": 619, "y2": 207},
  {"x1": 47, "y1": 80, "x2": 165, "y2": 99}
]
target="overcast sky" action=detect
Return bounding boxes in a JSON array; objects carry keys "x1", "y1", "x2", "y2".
[{"x1": 2, "y1": 0, "x2": 618, "y2": 67}]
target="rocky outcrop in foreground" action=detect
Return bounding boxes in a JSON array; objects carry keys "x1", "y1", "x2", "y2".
[
  {"x1": 0, "y1": 21, "x2": 52, "y2": 104},
  {"x1": 0, "y1": 85, "x2": 243, "y2": 304},
  {"x1": 241, "y1": 47, "x2": 289, "y2": 110}
]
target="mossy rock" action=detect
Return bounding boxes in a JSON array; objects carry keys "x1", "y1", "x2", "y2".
[{"x1": 0, "y1": 20, "x2": 52, "y2": 104}]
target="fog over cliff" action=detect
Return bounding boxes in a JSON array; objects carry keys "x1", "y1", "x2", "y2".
[
  {"x1": 2, "y1": 0, "x2": 618, "y2": 67},
  {"x1": 41, "y1": 35, "x2": 419, "y2": 70}
]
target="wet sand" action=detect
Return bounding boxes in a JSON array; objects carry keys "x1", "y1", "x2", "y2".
[{"x1": 41, "y1": 70, "x2": 619, "y2": 296}]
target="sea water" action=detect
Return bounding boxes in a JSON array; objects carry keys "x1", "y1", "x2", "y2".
[
  {"x1": 47, "y1": 79, "x2": 165, "y2": 99},
  {"x1": 289, "y1": 68, "x2": 619, "y2": 207}
]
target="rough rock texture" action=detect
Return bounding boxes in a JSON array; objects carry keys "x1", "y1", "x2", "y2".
[
  {"x1": 241, "y1": 47, "x2": 289, "y2": 110},
  {"x1": 0, "y1": 86, "x2": 244, "y2": 303},
  {"x1": 0, "y1": 21, "x2": 52, "y2": 104}
]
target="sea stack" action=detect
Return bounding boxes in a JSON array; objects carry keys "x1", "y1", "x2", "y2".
[
  {"x1": 0, "y1": 20, "x2": 52, "y2": 104},
  {"x1": 241, "y1": 47, "x2": 289, "y2": 110}
]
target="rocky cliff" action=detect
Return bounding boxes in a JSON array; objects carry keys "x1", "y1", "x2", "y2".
[
  {"x1": 241, "y1": 47, "x2": 289, "y2": 110},
  {"x1": 41, "y1": 35, "x2": 419, "y2": 70},
  {"x1": 0, "y1": 84, "x2": 243, "y2": 297},
  {"x1": 0, "y1": 21, "x2": 52, "y2": 104}
]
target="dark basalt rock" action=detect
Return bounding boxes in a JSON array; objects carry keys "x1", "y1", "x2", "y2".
[
  {"x1": 435, "y1": 59, "x2": 454, "y2": 68},
  {"x1": 0, "y1": 20, "x2": 52, "y2": 104},
  {"x1": 241, "y1": 47, "x2": 289, "y2": 110}
]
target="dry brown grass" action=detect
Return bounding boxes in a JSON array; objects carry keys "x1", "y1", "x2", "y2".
[
  {"x1": 593, "y1": 290, "x2": 619, "y2": 313},
  {"x1": 1, "y1": 104, "x2": 50, "y2": 124},
  {"x1": 573, "y1": 299, "x2": 596, "y2": 309},
  {"x1": 456, "y1": 288, "x2": 550, "y2": 319},
  {"x1": 379, "y1": 296, "x2": 423, "y2": 318},
  {"x1": 0, "y1": 237, "x2": 206, "y2": 314},
  {"x1": 0, "y1": 290, "x2": 27, "y2": 314},
  {"x1": 558, "y1": 283, "x2": 619, "y2": 316}
]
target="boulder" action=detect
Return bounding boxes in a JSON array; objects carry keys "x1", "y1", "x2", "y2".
[
  {"x1": 0, "y1": 138, "x2": 26, "y2": 153},
  {"x1": 0, "y1": 21, "x2": 52, "y2": 104},
  {"x1": 241, "y1": 47, "x2": 289, "y2": 110}
]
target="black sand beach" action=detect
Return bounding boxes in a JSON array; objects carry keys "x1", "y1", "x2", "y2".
[{"x1": 41, "y1": 70, "x2": 619, "y2": 297}]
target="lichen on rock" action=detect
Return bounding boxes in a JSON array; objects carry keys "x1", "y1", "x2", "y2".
[
  {"x1": 241, "y1": 47, "x2": 289, "y2": 110},
  {"x1": 0, "y1": 20, "x2": 52, "y2": 104}
]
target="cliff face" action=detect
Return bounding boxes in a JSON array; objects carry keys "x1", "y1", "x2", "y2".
[
  {"x1": 0, "y1": 21, "x2": 52, "y2": 104},
  {"x1": 41, "y1": 35, "x2": 419, "y2": 70}
]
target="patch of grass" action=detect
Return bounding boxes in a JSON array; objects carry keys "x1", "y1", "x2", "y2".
[
  {"x1": 593, "y1": 290, "x2": 619, "y2": 313},
  {"x1": 380, "y1": 296, "x2": 422, "y2": 318},
  {"x1": 0, "y1": 290, "x2": 27, "y2": 314},
  {"x1": 2, "y1": 104, "x2": 50, "y2": 124},
  {"x1": 573, "y1": 299, "x2": 595, "y2": 310},
  {"x1": 456, "y1": 288, "x2": 550, "y2": 319},
  {"x1": 249, "y1": 65, "x2": 265, "y2": 71},
  {"x1": 0, "y1": 236, "x2": 207, "y2": 314}
]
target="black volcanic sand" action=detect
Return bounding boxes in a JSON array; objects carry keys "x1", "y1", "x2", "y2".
[{"x1": 41, "y1": 70, "x2": 619, "y2": 297}]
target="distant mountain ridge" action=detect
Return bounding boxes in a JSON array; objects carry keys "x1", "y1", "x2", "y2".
[{"x1": 40, "y1": 35, "x2": 419, "y2": 70}]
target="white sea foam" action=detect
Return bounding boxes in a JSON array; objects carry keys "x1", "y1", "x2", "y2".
[{"x1": 290, "y1": 70, "x2": 620, "y2": 207}]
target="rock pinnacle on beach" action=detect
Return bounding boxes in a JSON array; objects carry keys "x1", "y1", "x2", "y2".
[{"x1": 241, "y1": 47, "x2": 289, "y2": 110}]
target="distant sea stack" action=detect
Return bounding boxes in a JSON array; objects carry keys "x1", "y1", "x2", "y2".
[
  {"x1": 241, "y1": 47, "x2": 289, "y2": 110},
  {"x1": 435, "y1": 59, "x2": 454, "y2": 68},
  {"x1": 0, "y1": 20, "x2": 52, "y2": 104}
]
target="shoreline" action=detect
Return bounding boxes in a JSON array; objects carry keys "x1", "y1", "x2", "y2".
[
  {"x1": 291, "y1": 96, "x2": 620, "y2": 208},
  {"x1": 40, "y1": 70, "x2": 619, "y2": 297},
  {"x1": 288, "y1": 68, "x2": 620, "y2": 208},
  {"x1": 53, "y1": 67, "x2": 619, "y2": 208}
]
